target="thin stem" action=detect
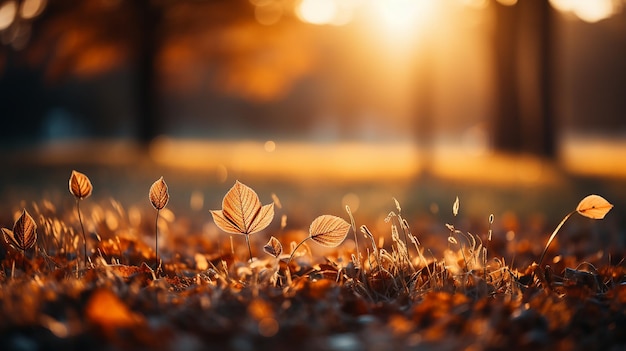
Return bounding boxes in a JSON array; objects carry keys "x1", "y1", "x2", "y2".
[
  {"x1": 76, "y1": 199, "x2": 87, "y2": 268},
  {"x1": 245, "y1": 235, "x2": 253, "y2": 262},
  {"x1": 346, "y1": 206, "x2": 361, "y2": 267},
  {"x1": 287, "y1": 237, "x2": 310, "y2": 265},
  {"x1": 537, "y1": 211, "x2": 575, "y2": 268},
  {"x1": 155, "y1": 209, "x2": 160, "y2": 271}
]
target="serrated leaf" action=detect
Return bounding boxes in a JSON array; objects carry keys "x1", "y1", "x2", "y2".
[
  {"x1": 309, "y1": 215, "x2": 350, "y2": 247},
  {"x1": 11, "y1": 209, "x2": 37, "y2": 251},
  {"x1": 69, "y1": 170, "x2": 93, "y2": 200},
  {"x1": 211, "y1": 181, "x2": 274, "y2": 235},
  {"x1": 576, "y1": 194, "x2": 613, "y2": 219},
  {"x1": 263, "y1": 236, "x2": 282, "y2": 258},
  {"x1": 149, "y1": 176, "x2": 169, "y2": 210}
]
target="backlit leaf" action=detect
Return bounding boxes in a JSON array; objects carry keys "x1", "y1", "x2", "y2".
[
  {"x1": 12, "y1": 209, "x2": 37, "y2": 251},
  {"x1": 263, "y1": 236, "x2": 283, "y2": 258},
  {"x1": 69, "y1": 170, "x2": 92, "y2": 200},
  {"x1": 210, "y1": 181, "x2": 274, "y2": 235},
  {"x1": 576, "y1": 194, "x2": 613, "y2": 219},
  {"x1": 2, "y1": 228, "x2": 18, "y2": 249},
  {"x1": 309, "y1": 215, "x2": 350, "y2": 247},
  {"x1": 149, "y1": 176, "x2": 169, "y2": 210}
]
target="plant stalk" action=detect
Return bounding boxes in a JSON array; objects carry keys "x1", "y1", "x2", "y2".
[
  {"x1": 76, "y1": 199, "x2": 87, "y2": 268},
  {"x1": 245, "y1": 235, "x2": 253, "y2": 262},
  {"x1": 155, "y1": 209, "x2": 160, "y2": 272},
  {"x1": 537, "y1": 211, "x2": 575, "y2": 268},
  {"x1": 287, "y1": 237, "x2": 310, "y2": 265}
]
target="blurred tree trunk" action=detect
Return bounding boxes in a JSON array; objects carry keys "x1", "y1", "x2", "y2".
[
  {"x1": 132, "y1": 0, "x2": 163, "y2": 145},
  {"x1": 492, "y1": 0, "x2": 555, "y2": 158}
]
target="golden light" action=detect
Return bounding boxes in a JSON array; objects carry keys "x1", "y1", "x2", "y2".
[
  {"x1": 496, "y1": 0, "x2": 518, "y2": 6},
  {"x1": 0, "y1": 1, "x2": 17, "y2": 31},
  {"x1": 549, "y1": 0, "x2": 618, "y2": 23},
  {"x1": 372, "y1": 0, "x2": 437, "y2": 33},
  {"x1": 254, "y1": 0, "x2": 283, "y2": 25},
  {"x1": 296, "y1": 0, "x2": 337, "y2": 25},
  {"x1": 20, "y1": 0, "x2": 46, "y2": 20}
]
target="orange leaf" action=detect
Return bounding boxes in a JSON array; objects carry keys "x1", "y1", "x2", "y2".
[
  {"x1": 11, "y1": 209, "x2": 37, "y2": 251},
  {"x1": 69, "y1": 170, "x2": 93, "y2": 200},
  {"x1": 149, "y1": 176, "x2": 169, "y2": 210},
  {"x1": 263, "y1": 236, "x2": 282, "y2": 258},
  {"x1": 309, "y1": 215, "x2": 350, "y2": 247},
  {"x1": 576, "y1": 194, "x2": 613, "y2": 219},
  {"x1": 211, "y1": 181, "x2": 274, "y2": 235},
  {"x1": 86, "y1": 289, "x2": 143, "y2": 329}
]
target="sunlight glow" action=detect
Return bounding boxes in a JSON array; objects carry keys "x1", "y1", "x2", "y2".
[
  {"x1": 20, "y1": 0, "x2": 46, "y2": 19},
  {"x1": 296, "y1": 0, "x2": 337, "y2": 25},
  {"x1": 0, "y1": 1, "x2": 17, "y2": 31},
  {"x1": 549, "y1": 0, "x2": 618, "y2": 23},
  {"x1": 374, "y1": 0, "x2": 437, "y2": 33}
]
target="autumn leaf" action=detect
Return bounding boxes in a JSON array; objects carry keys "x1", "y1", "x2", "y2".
[
  {"x1": 149, "y1": 176, "x2": 169, "y2": 210},
  {"x1": 309, "y1": 215, "x2": 351, "y2": 247},
  {"x1": 210, "y1": 180, "x2": 274, "y2": 235},
  {"x1": 287, "y1": 214, "x2": 350, "y2": 264},
  {"x1": 576, "y1": 194, "x2": 613, "y2": 219},
  {"x1": 263, "y1": 236, "x2": 283, "y2": 258},
  {"x1": 211, "y1": 181, "x2": 274, "y2": 261},
  {"x1": 538, "y1": 194, "x2": 614, "y2": 268},
  {"x1": 8, "y1": 209, "x2": 37, "y2": 251},
  {"x1": 69, "y1": 170, "x2": 93, "y2": 200},
  {"x1": 2, "y1": 228, "x2": 17, "y2": 249},
  {"x1": 86, "y1": 289, "x2": 144, "y2": 331}
]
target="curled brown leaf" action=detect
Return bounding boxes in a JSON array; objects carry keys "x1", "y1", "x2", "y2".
[
  {"x1": 263, "y1": 236, "x2": 283, "y2": 258},
  {"x1": 69, "y1": 170, "x2": 93, "y2": 200},
  {"x1": 149, "y1": 176, "x2": 169, "y2": 210}
]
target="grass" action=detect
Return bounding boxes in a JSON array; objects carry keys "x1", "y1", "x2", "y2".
[{"x1": 0, "y1": 176, "x2": 625, "y2": 350}]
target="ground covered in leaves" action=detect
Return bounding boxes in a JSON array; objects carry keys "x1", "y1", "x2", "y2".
[
  {"x1": 1, "y1": 228, "x2": 625, "y2": 351},
  {"x1": 0, "y1": 174, "x2": 625, "y2": 351}
]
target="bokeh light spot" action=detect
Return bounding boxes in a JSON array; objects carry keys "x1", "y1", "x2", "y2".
[
  {"x1": 264, "y1": 140, "x2": 276, "y2": 152},
  {"x1": 0, "y1": 1, "x2": 17, "y2": 31}
]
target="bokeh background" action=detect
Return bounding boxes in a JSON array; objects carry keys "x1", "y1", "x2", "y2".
[{"x1": 0, "y1": 0, "x2": 625, "y2": 263}]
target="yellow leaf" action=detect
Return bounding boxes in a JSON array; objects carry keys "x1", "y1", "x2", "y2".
[
  {"x1": 263, "y1": 236, "x2": 282, "y2": 258},
  {"x1": 576, "y1": 194, "x2": 613, "y2": 219},
  {"x1": 149, "y1": 176, "x2": 169, "y2": 210},
  {"x1": 211, "y1": 181, "x2": 274, "y2": 235},
  {"x1": 309, "y1": 215, "x2": 350, "y2": 247},
  {"x1": 11, "y1": 209, "x2": 37, "y2": 251},
  {"x1": 69, "y1": 170, "x2": 93, "y2": 200}
]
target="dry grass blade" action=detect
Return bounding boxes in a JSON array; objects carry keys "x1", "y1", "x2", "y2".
[
  {"x1": 69, "y1": 170, "x2": 93, "y2": 200},
  {"x1": 211, "y1": 181, "x2": 274, "y2": 235},
  {"x1": 12, "y1": 209, "x2": 37, "y2": 251},
  {"x1": 576, "y1": 194, "x2": 613, "y2": 219},
  {"x1": 149, "y1": 176, "x2": 169, "y2": 210},
  {"x1": 263, "y1": 236, "x2": 283, "y2": 258},
  {"x1": 309, "y1": 215, "x2": 350, "y2": 247}
]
